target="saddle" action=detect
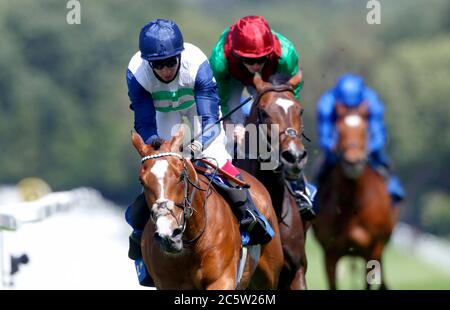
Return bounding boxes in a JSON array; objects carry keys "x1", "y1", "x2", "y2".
[
  {"x1": 192, "y1": 158, "x2": 250, "y2": 215},
  {"x1": 192, "y1": 159, "x2": 274, "y2": 246},
  {"x1": 192, "y1": 158, "x2": 250, "y2": 188}
]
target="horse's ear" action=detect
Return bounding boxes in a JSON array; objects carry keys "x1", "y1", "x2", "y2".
[
  {"x1": 358, "y1": 101, "x2": 369, "y2": 119},
  {"x1": 253, "y1": 72, "x2": 268, "y2": 92},
  {"x1": 131, "y1": 131, "x2": 154, "y2": 157},
  {"x1": 335, "y1": 102, "x2": 348, "y2": 119},
  {"x1": 170, "y1": 125, "x2": 186, "y2": 152},
  {"x1": 287, "y1": 69, "x2": 303, "y2": 88}
]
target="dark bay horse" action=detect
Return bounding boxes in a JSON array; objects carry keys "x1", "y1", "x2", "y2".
[
  {"x1": 313, "y1": 103, "x2": 399, "y2": 289},
  {"x1": 131, "y1": 128, "x2": 283, "y2": 289},
  {"x1": 235, "y1": 71, "x2": 311, "y2": 290}
]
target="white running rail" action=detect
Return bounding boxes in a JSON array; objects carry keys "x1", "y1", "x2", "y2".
[{"x1": 0, "y1": 187, "x2": 102, "y2": 288}]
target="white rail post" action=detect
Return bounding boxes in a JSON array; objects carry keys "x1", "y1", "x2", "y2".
[{"x1": 1, "y1": 214, "x2": 19, "y2": 289}]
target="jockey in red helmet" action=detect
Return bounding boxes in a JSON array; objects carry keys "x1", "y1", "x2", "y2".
[
  {"x1": 211, "y1": 16, "x2": 303, "y2": 123},
  {"x1": 210, "y1": 16, "x2": 317, "y2": 221}
]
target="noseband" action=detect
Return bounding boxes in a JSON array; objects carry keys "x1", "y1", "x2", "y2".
[{"x1": 141, "y1": 152, "x2": 207, "y2": 244}]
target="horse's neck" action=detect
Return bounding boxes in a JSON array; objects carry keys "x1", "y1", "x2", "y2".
[
  {"x1": 334, "y1": 165, "x2": 369, "y2": 210},
  {"x1": 257, "y1": 169, "x2": 286, "y2": 214},
  {"x1": 182, "y1": 175, "x2": 208, "y2": 242}
]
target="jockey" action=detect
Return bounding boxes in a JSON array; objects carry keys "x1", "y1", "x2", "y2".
[
  {"x1": 125, "y1": 19, "x2": 274, "y2": 286},
  {"x1": 210, "y1": 15, "x2": 317, "y2": 220},
  {"x1": 316, "y1": 73, "x2": 405, "y2": 204}
]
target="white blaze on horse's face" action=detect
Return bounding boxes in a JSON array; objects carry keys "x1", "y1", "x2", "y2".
[
  {"x1": 155, "y1": 214, "x2": 174, "y2": 236},
  {"x1": 150, "y1": 160, "x2": 174, "y2": 230},
  {"x1": 275, "y1": 98, "x2": 295, "y2": 115},
  {"x1": 344, "y1": 115, "x2": 362, "y2": 128},
  {"x1": 288, "y1": 141, "x2": 298, "y2": 155},
  {"x1": 149, "y1": 160, "x2": 181, "y2": 249},
  {"x1": 150, "y1": 160, "x2": 169, "y2": 200}
]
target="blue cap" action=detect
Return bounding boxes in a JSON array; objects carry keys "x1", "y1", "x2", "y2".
[
  {"x1": 139, "y1": 19, "x2": 184, "y2": 61},
  {"x1": 334, "y1": 73, "x2": 365, "y2": 107}
]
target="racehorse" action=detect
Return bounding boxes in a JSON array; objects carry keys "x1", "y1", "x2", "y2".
[
  {"x1": 235, "y1": 71, "x2": 311, "y2": 290},
  {"x1": 312, "y1": 102, "x2": 399, "y2": 289},
  {"x1": 131, "y1": 128, "x2": 283, "y2": 289}
]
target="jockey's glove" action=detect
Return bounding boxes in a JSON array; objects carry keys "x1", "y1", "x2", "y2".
[{"x1": 186, "y1": 140, "x2": 203, "y2": 159}]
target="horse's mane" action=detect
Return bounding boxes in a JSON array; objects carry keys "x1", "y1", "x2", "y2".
[{"x1": 267, "y1": 73, "x2": 291, "y2": 86}]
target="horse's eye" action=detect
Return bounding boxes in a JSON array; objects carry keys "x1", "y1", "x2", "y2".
[
  {"x1": 139, "y1": 178, "x2": 144, "y2": 186},
  {"x1": 300, "y1": 109, "x2": 304, "y2": 117}
]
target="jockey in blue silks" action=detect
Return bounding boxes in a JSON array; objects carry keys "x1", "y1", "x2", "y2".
[
  {"x1": 125, "y1": 19, "x2": 274, "y2": 287},
  {"x1": 316, "y1": 73, "x2": 405, "y2": 204}
]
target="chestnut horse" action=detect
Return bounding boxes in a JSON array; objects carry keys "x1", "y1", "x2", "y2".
[
  {"x1": 235, "y1": 71, "x2": 311, "y2": 290},
  {"x1": 131, "y1": 128, "x2": 283, "y2": 289},
  {"x1": 313, "y1": 103, "x2": 399, "y2": 289}
]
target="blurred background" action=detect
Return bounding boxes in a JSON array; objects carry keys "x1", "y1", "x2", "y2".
[{"x1": 0, "y1": 0, "x2": 449, "y2": 289}]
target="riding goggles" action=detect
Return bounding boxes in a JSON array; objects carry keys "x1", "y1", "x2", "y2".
[
  {"x1": 241, "y1": 56, "x2": 268, "y2": 65},
  {"x1": 149, "y1": 56, "x2": 179, "y2": 70}
]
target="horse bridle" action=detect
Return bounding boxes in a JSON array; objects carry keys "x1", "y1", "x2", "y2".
[
  {"x1": 253, "y1": 85, "x2": 310, "y2": 145},
  {"x1": 251, "y1": 85, "x2": 310, "y2": 170},
  {"x1": 141, "y1": 152, "x2": 210, "y2": 244}
]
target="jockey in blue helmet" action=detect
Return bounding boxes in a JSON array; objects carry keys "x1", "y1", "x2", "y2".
[
  {"x1": 125, "y1": 19, "x2": 274, "y2": 287},
  {"x1": 316, "y1": 73, "x2": 405, "y2": 204}
]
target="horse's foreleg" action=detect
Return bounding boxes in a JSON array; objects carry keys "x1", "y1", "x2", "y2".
[
  {"x1": 290, "y1": 265, "x2": 307, "y2": 290},
  {"x1": 325, "y1": 253, "x2": 338, "y2": 290},
  {"x1": 252, "y1": 239, "x2": 284, "y2": 289}
]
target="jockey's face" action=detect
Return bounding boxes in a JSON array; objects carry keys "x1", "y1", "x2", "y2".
[
  {"x1": 242, "y1": 56, "x2": 267, "y2": 74},
  {"x1": 150, "y1": 56, "x2": 180, "y2": 82}
]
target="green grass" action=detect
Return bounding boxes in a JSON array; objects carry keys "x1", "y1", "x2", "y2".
[{"x1": 305, "y1": 233, "x2": 450, "y2": 290}]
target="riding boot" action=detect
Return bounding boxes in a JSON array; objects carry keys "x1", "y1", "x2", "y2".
[
  {"x1": 374, "y1": 164, "x2": 390, "y2": 181},
  {"x1": 369, "y1": 153, "x2": 405, "y2": 204},
  {"x1": 125, "y1": 194, "x2": 154, "y2": 287},
  {"x1": 387, "y1": 175, "x2": 405, "y2": 205},
  {"x1": 210, "y1": 175, "x2": 274, "y2": 246},
  {"x1": 289, "y1": 172, "x2": 317, "y2": 221}
]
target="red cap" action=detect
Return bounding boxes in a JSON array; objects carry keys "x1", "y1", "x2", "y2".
[{"x1": 231, "y1": 16, "x2": 275, "y2": 58}]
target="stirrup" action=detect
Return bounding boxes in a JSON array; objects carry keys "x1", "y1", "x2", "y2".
[
  {"x1": 295, "y1": 190, "x2": 313, "y2": 209},
  {"x1": 294, "y1": 190, "x2": 316, "y2": 220},
  {"x1": 240, "y1": 209, "x2": 274, "y2": 245},
  {"x1": 241, "y1": 209, "x2": 257, "y2": 232}
]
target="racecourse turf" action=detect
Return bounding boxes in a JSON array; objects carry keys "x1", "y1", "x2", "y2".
[{"x1": 305, "y1": 233, "x2": 450, "y2": 290}]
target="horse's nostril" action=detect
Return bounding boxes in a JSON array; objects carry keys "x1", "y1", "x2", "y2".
[
  {"x1": 154, "y1": 232, "x2": 162, "y2": 242},
  {"x1": 300, "y1": 150, "x2": 307, "y2": 160},
  {"x1": 281, "y1": 151, "x2": 297, "y2": 164},
  {"x1": 172, "y1": 228, "x2": 182, "y2": 239}
]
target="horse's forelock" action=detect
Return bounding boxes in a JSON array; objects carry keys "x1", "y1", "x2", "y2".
[{"x1": 267, "y1": 73, "x2": 291, "y2": 86}]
